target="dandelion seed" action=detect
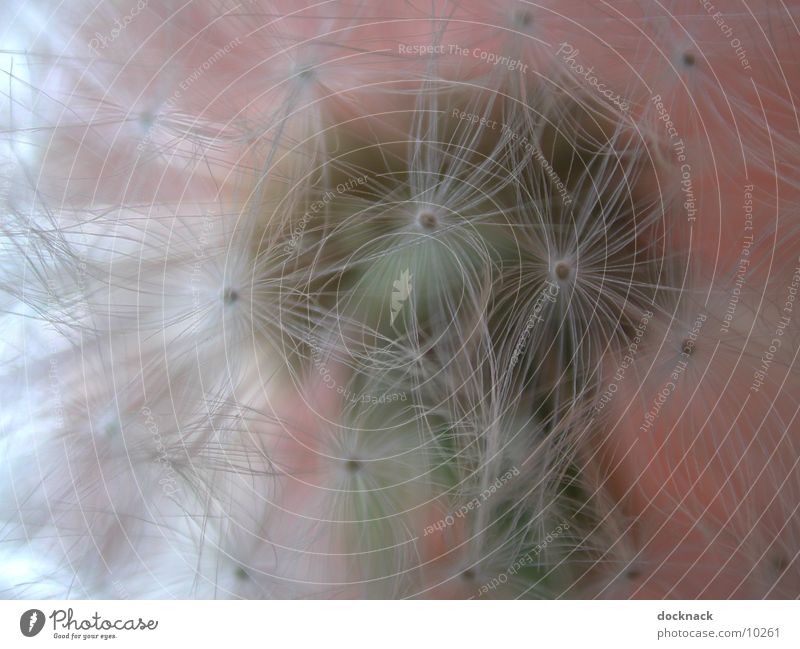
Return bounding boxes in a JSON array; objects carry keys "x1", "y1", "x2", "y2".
[
  {"x1": 553, "y1": 260, "x2": 572, "y2": 282},
  {"x1": 344, "y1": 458, "x2": 362, "y2": 474},
  {"x1": 417, "y1": 211, "x2": 438, "y2": 230}
]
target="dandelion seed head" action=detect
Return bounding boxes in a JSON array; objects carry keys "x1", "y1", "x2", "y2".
[{"x1": 3, "y1": 0, "x2": 798, "y2": 601}]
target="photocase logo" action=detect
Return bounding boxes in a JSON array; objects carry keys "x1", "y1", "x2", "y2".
[
  {"x1": 390, "y1": 268, "x2": 413, "y2": 325},
  {"x1": 20, "y1": 609, "x2": 45, "y2": 637}
]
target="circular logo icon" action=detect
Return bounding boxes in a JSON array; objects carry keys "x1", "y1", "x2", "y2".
[{"x1": 20, "y1": 609, "x2": 45, "y2": 637}]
